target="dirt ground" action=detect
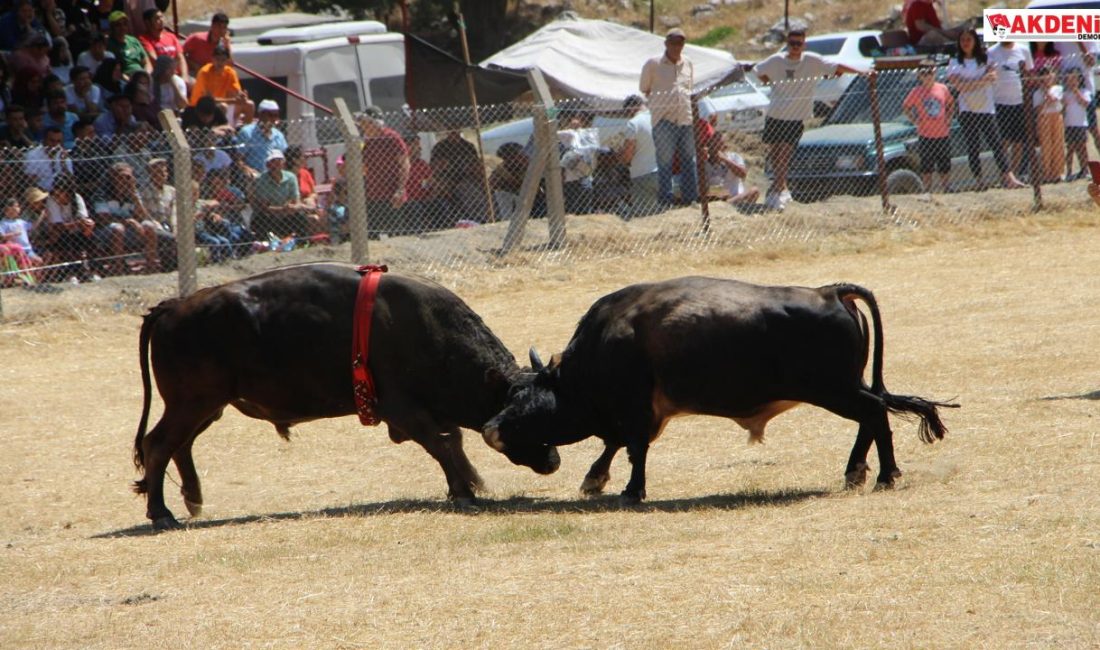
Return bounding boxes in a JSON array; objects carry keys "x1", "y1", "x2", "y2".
[{"x1": 1, "y1": 210, "x2": 1098, "y2": 648}]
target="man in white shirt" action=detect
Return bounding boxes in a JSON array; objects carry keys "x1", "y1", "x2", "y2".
[
  {"x1": 987, "y1": 41, "x2": 1032, "y2": 179},
  {"x1": 639, "y1": 28, "x2": 697, "y2": 207},
  {"x1": 597, "y1": 94, "x2": 659, "y2": 217},
  {"x1": 754, "y1": 29, "x2": 865, "y2": 210},
  {"x1": 24, "y1": 126, "x2": 73, "y2": 191}
]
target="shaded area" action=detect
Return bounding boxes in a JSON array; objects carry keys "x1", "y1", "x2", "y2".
[
  {"x1": 1039, "y1": 390, "x2": 1100, "y2": 402},
  {"x1": 95, "y1": 488, "x2": 830, "y2": 537}
]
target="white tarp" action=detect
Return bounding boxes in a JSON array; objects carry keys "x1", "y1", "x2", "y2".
[{"x1": 480, "y1": 16, "x2": 739, "y2": 105}]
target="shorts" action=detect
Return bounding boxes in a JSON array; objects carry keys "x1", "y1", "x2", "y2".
[
  {"x1": 995, "y1": 104, "x2": 1025, "y2": 143},
  {"x1": 1065, "y1": 125, "x2": 1088, "y2": 143},
  {"x1": 1089, "y1": 94, "x2": 1098, "y2": 130},
  {"x1": 918, "y1": 136, "x2": 951, "y2": 174},
  {"x1": 762, "y1": 117, "x2": 804, "y2": 145}
]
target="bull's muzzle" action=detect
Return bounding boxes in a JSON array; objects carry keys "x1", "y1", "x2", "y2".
[{"x1": 482, "y1": 424, "x2": 505, "y2": 452}]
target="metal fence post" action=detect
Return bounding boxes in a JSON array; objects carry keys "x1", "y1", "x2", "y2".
[
  {"x1": 333, "y1": 98, "x2": 370, "y2": 264},
  {"x1": 159, "y1": 109, "x2": 196, "y2": 297}
]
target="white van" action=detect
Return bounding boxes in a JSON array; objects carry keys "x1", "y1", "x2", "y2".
[{"x1": 230, "y1": 20, "x2": 406, "y2": 121}]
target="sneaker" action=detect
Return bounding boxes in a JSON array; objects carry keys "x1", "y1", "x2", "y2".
[
  {"x1": 763, "y1": 192, "x2": 784, "y2": 211},
  {"x1": 778, "y1": 189, "x2": 793, "y2": 206}
]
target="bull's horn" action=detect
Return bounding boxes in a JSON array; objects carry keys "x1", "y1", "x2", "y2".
[
  {"x1": 529, "y1": 347, "x2": 545, "y2": 372},
  {"x1": 482, "y1": 425, "x2": 505, "y2": 452}
]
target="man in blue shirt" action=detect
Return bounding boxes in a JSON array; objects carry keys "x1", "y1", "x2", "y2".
[{"x1": 235, "y1": 98, "x2": 287, "y2": 176}]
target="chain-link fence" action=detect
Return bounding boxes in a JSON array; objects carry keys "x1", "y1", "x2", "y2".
[{"x1": 3, "y1": 49, "x2": 1098, "y2": 319}]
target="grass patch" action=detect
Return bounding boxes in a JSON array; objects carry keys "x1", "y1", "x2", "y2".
[
  {"x1": 482, "y1": 521, "x2": 583, "y2": 544},
  {"x1": 690, "y1": 25, "x2": 736, "y2": 48}
]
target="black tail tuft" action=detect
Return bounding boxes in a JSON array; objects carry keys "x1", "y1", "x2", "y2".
[{"x1": 882, "y1": 393, "x2": 960, "y2": 443}]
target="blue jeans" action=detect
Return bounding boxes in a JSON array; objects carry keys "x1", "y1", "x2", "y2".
[{"x1": 653, "y1": 119, "x2": 698, "y2": 204}]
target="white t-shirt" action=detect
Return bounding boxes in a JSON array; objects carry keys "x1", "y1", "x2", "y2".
[
  {"x1": 65, "y1": 84, "x2": 103, "y2": 113},
  {"x1": 76, "y1": 50, "x2": 115, "y2": 73},
  {"x1": 0, "y1": 217, "x2": 34, "y2": 254},
  {"x1": 707, "y1": 151, "x2": 746, "y2": 196},
  {"x1": 1064, "y1": 87, "x2": 1093, "y2": 126},
  {"x1": 947, "y1": 58, "x2": 996, "y2": 115},
  {"x1": 755, "y1": 51, "x2": 836, "y2": 122},
  {"x1": 622, "y1": 112, "x2": 657, "y2": 178},
  {"x1": 987, "y1": 44, "x2": 1032, "y2": 106},
  {"x1": 45, "y1": 194, "x2": 88, "y2": 225},
  {"x1": 156, "y1": 76, "x2": 187, "y2": 109},
  {"x1": 1032, "y1": 85, "x2": 1064, "y2": 115},
  {"x1": 1055, "y1": 43, "x2": 1099, "y2": 94}
]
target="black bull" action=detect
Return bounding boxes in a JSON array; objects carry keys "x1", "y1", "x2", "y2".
[
  {"x1": 133, "y1": 264, "x2": 559, "y2": 529},
  {"x1": 485, "y1": 277, "x2": 958, "y2": 502}
]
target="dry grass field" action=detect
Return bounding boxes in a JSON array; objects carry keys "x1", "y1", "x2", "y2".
[{"x1": 2, "y1": 212, "x2": 1099, "y2": 648}]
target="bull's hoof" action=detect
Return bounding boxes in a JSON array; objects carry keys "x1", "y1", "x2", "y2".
[
  {"x1": 844, "y1": 463, "x2": 870, "y2": 490},
  {"x1": 579, "y1": 474, "x2": 609, "y2": 496},
  {"x1": 184, "y1": 500, "x2": 203, "y2": 518},
  {"x1": 618, "y1": 491, "x2": 645, "y2": 507},
  {"x1": 151, "y1": 515, "x2": 182, "y2": 531},
  {"x1": 451, "y1": 496, "x2": 478, "y2": 510},
  {"x1": 873, "y1": 468, "x2": 903, "y2": 492}
]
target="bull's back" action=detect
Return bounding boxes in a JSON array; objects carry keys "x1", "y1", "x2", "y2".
[{"x1": 564, "y1": 277, "x2": 867, "y2": 415}]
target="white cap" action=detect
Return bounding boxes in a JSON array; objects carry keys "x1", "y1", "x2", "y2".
[
  {"x1": 258, "y1": 99, "x2": 279, "y2": 113},
  {"x1": 265, "y1": 149, "x2": 285, "y2": 163}
]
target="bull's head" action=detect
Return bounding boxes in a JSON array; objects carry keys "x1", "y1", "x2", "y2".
[{"x1": 484, "y1": 348, "x2": 579, "y2": 474}]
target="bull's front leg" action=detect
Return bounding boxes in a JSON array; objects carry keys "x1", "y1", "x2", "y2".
[
  {"x1": 620, "y1": 441, "x2": 649, "y2": 505},
  {"x1": 580, "y1": 444, "x2": 620, "y2": 496}
]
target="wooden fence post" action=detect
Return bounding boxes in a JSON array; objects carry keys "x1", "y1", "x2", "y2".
[
  {"x1": 159, "y1": 109, "x2": 196, "y2": 297},
  {"x1": 334, "y1": 98, "x2": 370, "y2": 264}
]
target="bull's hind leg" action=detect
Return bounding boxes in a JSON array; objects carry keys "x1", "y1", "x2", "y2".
[
  {"x1": 172, "y1": 409, "x2": 224, "y2": 518},
  {"x1": 821, "y1": 390, "x2": 901, "y2": 490},
  {"x1": 139, "y1": 405, "x2": 222, "y2": 529},
  {"x1": 580, "y1": 444, "x2": 620, "y2": 496}
]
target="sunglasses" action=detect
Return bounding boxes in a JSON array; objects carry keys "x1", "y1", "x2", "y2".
[{"x1": 788, "y1": 40, "x2": 805, "y2": 47}]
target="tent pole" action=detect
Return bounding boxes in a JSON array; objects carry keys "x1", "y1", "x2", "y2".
[{"x1": 455, "y1": 3, "x2": 497, "y2": 222}]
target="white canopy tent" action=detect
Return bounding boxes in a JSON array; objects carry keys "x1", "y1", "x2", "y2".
[{"x1": 480, "y1": 16, "x2": 741, "y2": 106}]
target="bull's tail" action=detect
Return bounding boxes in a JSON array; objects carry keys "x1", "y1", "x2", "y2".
[
  {"x1": 835, "y1": 284, "x2": 959, "y2": 444},
  {"x1": 134, "y1": 301, "x2": 175, "y2": 474}
]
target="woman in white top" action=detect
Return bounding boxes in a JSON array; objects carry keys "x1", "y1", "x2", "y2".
[
  {"x1": 947, "y1": 29, "x2": 1026, "y2": 189},
  {"x1": 1061, "y1": 68, "x2": 1092, "y2": 181}
]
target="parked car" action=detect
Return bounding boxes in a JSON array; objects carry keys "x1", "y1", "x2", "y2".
[
  {"x1": 783, "y1": 66, "x2": 998, "y2": 203},
  {"x1": 777, "y1": 30, "x2": 880, "y2": 116},
  {"x1": 704, "y1": 77, "x2": 770, "y2": 133}
]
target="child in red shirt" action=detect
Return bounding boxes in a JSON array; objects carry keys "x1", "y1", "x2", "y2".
[{"x1": 903, "y1": 63, "x2": 955, "y2": 195}]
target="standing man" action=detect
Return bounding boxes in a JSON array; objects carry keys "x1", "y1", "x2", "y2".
[
  {"x1": 639, "y1": 28, "x2": 697, "y2": 207},
  {"x1": 358, "y1": 105, "x2": 409, "y2": 237},
  {"x1": 755, "y1": 29, "x2": 865, "y2": 210},
  {"x1": 987, "y1": 40, "x2": 1032, "y2": 180}
]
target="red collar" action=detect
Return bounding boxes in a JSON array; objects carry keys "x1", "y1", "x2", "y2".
[{"x1": 352, "y1": 265, "x2": 388, "y2": 425}]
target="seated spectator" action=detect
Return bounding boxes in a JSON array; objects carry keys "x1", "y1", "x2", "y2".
[
  {"x1": 26, "y1": 106, "x2": 45, "y2": 141},
  {"x1": 106, "y1": 11, "x2": 150, "y2": 77},
  {"x1": 703, "y1": 132, "x2": 760, "y2": 208},
  {"x1": 905, "y1": 0, "x2": 969, "y2": 47},
  {"x1": 430, "y1": 129, "x2": 488, "y2": 220},
  {"x1": 0, "y1": 104, "x2": 37, "y2": 147},
  {"x1": 190, "y1": 44, "x2": 253, "y2": 126},
  {"x1": 125, "y1": 77, "x2": 158, "y2": 130},
  {"x1": 602, "y1": 94, "x2": 658, "y2": 218},
  {"x1": 284, "y1": 145, "x2": 316, "y2": 208},
  {"x1": 152, "y1": 55, "x2": 186, "y2": 113},
  {"x1": 251, "y1": 149, "x2": 311, "y2": 238},
  {"x1": 41, "y1": 175, "x2": 96, "y2": 280},
  {"x1": 0, "y1": 195, "x2": 44, "y2": 283},
  {"x1": 0, "y1": 0, "x2": 51, "y2": 53},
  {"x1": 138, "y1": 8, "x2": 186, "y2": 79},
  {"x1": 11, "y1": 33, "x2": 52, "y2": 79},
  {"x1": 65, "y1": 65, "x2": 103, "y2": 120},
  {"x1": 77, "y1": 32, "x2": 115, "y2": 73},
  {"x1": 70, "y1": 118, "x2": 107, "y2": 197},
  {"x1": 195, "y1": 167, "x2": 249, "y2": 261},
  {"x1": 403, "y1": 133, "x2": 448, "y2": 231},
  {"x1": 49, "y1": 37, "x2": 73, "y2": 84},
  {"x1": 139, "y1": 157, "x2": 177, "y2": 269},
  {"x1": 489, "y1": 141, "x2": 540, "y2": 222},
  {"x1": 192, "y1": 127, "x2": 232, "y2": 174},
  {"x1": 90, "y1": 161, "x2": 160, "y2": 273},
  {"x1": 558, "y1": 112, "x2": 599, "y2": 215},
  {"x1": 93, "y1": 92, "x2": 142, "y2": 137},
  {"x1": 11, "y1": 68, "x2": 46, "y2": 112},
  {"x1": 24, "y1": 126, "x2": 72, "y2": 190},
  {"x1": 235, "y1": 99, "x2": 287, "y2": 176},
  {"x1": 43, "y1": 89, "x2": 78, "y2": 147},
  {"x1": 183, "y1": 12, "x2": 231, "y2": 73},
  {"x1": 180, "y1": 94, "x2": 234, "y2": 138},
  {"x1": 92, "y1": 57, "x2": 124, "y2": 100},
  {"x1": 325, "y1": 177, "x2": 348, "y2": 241},
  {"x1": 359, "y1": 105, "x2": 409, "y2": 236}
]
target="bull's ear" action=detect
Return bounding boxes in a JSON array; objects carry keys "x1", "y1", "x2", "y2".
[
  {"x1": 548, "y1": 353, "x2": 562, "y2": 370},
  {"x1": 529, "y1": 347, "x2": 545, "y2": 372}
]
